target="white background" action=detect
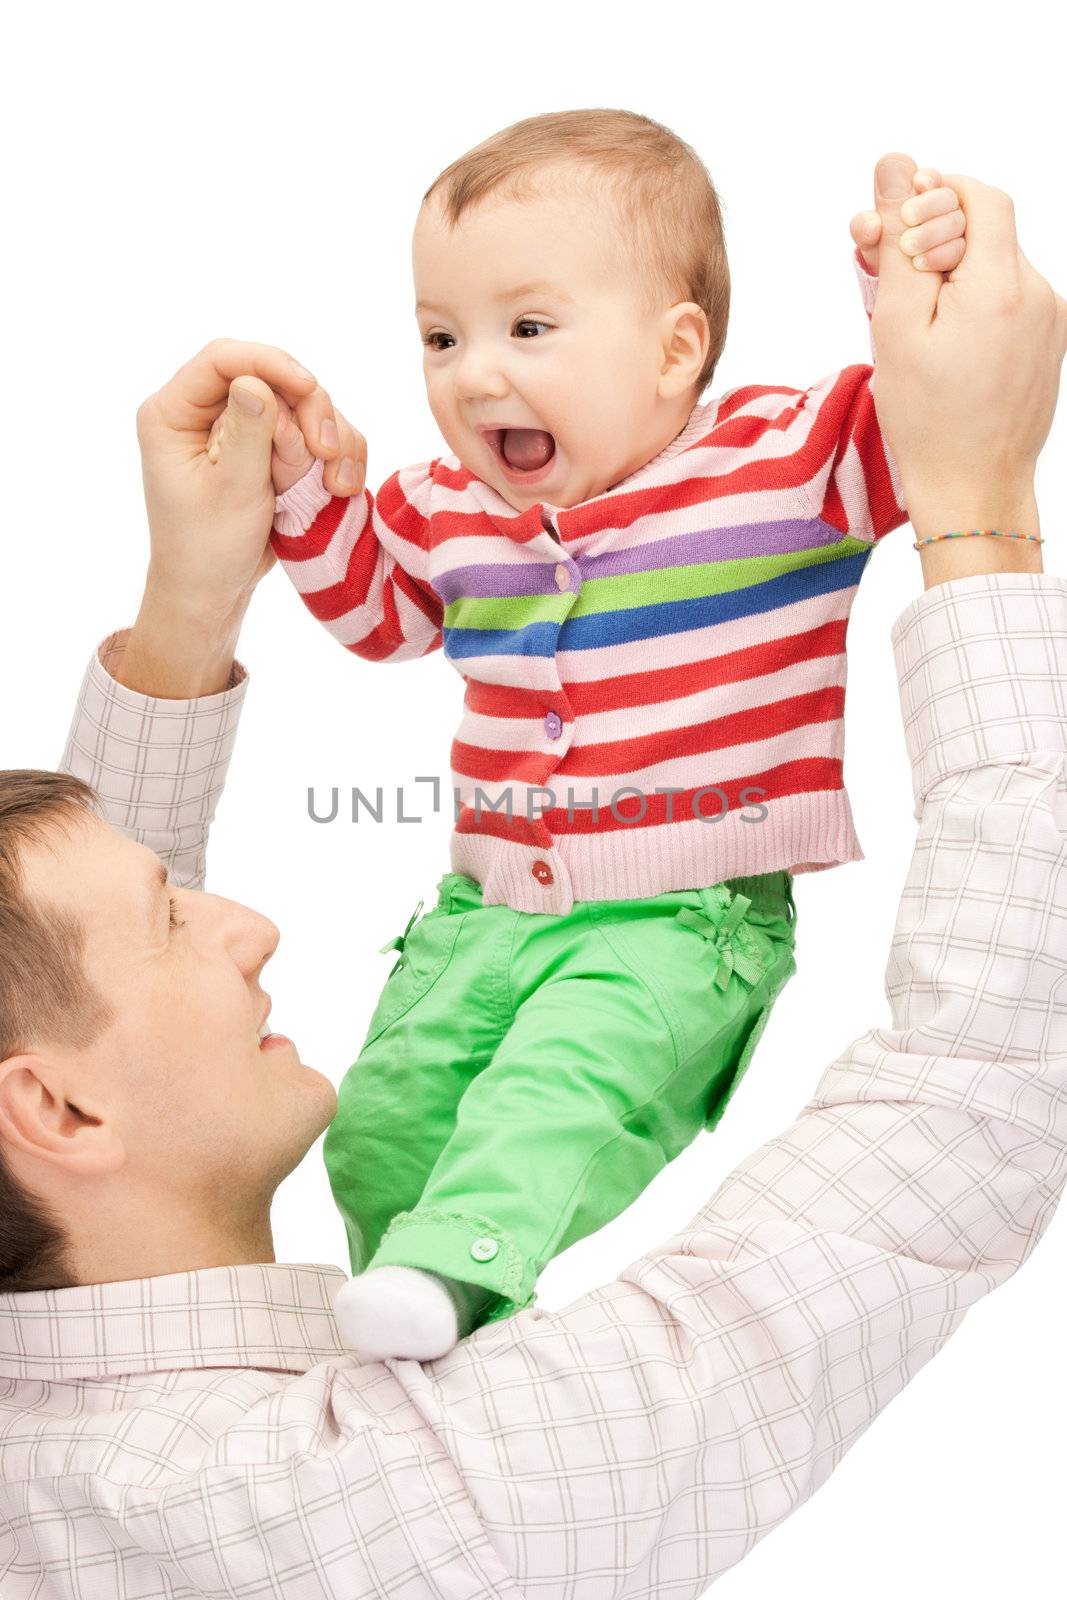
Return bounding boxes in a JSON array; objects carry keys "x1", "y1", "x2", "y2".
[{"x1": 3, "y1": 2, "x2": 1065, "y2": 1593}]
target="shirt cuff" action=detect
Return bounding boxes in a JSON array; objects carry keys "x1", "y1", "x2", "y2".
[
  {"x1": 274, "y1": 456, "x2": 332, "y2": 539},
  {"x1": 890, "y1": 571, "x2": 1067, "y2": 816},
  {"x1": 853, "y1": 245, "x2": 878, "y2": 316},
  {"x1": 60, "y1": 629, "x2": 249, "y2": 884}
]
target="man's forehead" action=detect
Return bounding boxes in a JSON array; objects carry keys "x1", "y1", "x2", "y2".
[{"x1": 20, "y1": 814, "x2": 163, "y2": 920}]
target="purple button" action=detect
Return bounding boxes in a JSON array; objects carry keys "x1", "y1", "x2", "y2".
[{"x1": 544, "y1": 711, "x2": 563, "y2": 740}]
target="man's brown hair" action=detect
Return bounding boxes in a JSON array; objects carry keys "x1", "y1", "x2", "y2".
[
  {"x1": 0, "y1": 771, "x2": 111, "y2": 1293},
  {"x1": 421, "y1": 107, "x2": 731, "y2": 393}
]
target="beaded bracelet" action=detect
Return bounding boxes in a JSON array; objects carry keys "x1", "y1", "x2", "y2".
[{"x1": 913, "y1": 528, "x2": 1044, "y2": 550}]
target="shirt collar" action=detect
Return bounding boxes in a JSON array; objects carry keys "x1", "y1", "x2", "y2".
[{"x1": 0, "y1": 1262, "x2": 350, "y2": 1380}]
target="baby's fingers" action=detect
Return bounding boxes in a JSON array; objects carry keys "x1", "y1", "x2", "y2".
[
  {"x1": 899, "y1": 205, "x2": 967, "y2": 268},
  {"x1": 911, "y1": 166, "x2": 942, "y2": 194},
  {"x1": 850, "y1": 209, "x2": 881, "y2": 249},
  {"x1": 900, "y1": 183, "x2": 962, "y2": 227},
  {"x1": 850, "y1": 208, "x2": 881, "y2": 273},
  {"x1": 905, "y1": 236, "x2": 966, "y2": 273}
]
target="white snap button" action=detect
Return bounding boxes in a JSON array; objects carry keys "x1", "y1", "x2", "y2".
[{"x1": 470, "y1": 1237, "x2": 499, "y2": 1263}]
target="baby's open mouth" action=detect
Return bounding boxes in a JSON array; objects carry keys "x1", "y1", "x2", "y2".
[{"x1": 484, "y1": 427, "x2": 557, "y2": 476}]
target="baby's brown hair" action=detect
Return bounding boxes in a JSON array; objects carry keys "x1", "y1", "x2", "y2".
[{"x1": 422, "y1": 108, "x2": 730, "y2": 394}]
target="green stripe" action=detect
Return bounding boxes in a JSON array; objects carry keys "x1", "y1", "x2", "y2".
[
  {"x1": 571, "y1": 540, "x2": 867, "y2": 617},
  {"x1": 444, "y1": 592, "x2": 575, "y2": 631}
]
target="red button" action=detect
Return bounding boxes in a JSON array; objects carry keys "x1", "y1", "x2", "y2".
[{"x1": 531, "y1": 860, "x2": 554, "y2": 886}]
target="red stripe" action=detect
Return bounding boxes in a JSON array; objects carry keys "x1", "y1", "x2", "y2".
[
  {"x1": 849, "y1": 383, "x2": 901, "y2": 539},
  {"x1": 393, "y1": 564, "x2": 444, "y2": 627},
  {"x1": 461, "y1": 622, "x2": 847, "y2": 724},
  {"x1": 375, "y1": 469, "x2": 435, "y2": 559},
  {"x1": 565, "y1": 621, "x2": 847, "y2": 716},
  {"x1": 462, "y1": 680, "x2": 573, "y2": 720},
  {"x1": 299, "y1": 524, "x2": 381, "y2": 623},
  {"x1": 454, "y1": 807, "x2": 552, "y2": 847},
  {"x1": 543, "y1": 757, "x2": 843, "y2": 835},
  {"x1": 560, "y1": 687, "x2": 844, "y2": 778},
  {"x1": 271, "y1": 491, "x2": 354, "y2": 562},
  {"x1": 714, "y1": 383, "x2": 805, "y2": 423},
  {"x1": 449, "y1": 685, "x2": 842, "y2": 784},
  {"x1": 451, "y1": 742, "x2": 559, "y2": 785},
  {"x1": 343, "y1": 579, "x2": 404, "y2": 661}
]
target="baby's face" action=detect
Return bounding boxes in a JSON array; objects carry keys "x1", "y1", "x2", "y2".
[{"x1": 413, "y1": 173, "x2": 686, "y2": 512}]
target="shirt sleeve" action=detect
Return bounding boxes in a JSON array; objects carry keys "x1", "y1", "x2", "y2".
[
  {"x1": 59, "y1": 629, "x2": 248, "y2": 892},
  {"x1": 391, "y1": 570, "x2": 1067, "y2": 1594},
  {"x1": 271, "y1": 455, "x2": 445, "y2": 662}
]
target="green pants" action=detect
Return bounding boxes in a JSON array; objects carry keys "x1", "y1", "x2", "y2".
[{"x1": 323, "y1": 869, "x2": 798, "y2": 1329}]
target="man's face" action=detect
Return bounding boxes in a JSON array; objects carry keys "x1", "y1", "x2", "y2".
[
  {"x1": 413, "y1": 171, "x2": 681, "y2": 512},
  {"x1": 19, "y1": 816, "x2": 337, "y2": 1219}
]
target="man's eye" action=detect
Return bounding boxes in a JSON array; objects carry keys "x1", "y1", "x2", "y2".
[
  {"x1": 514, "y1": 319, "x2": 552, "y2": 338},
  {"x1": 168, "y1": 895, "x2": 186, "y2": 932},
  {"x1": 422, "y1": 331, "x2": 454, "y2": 351}
]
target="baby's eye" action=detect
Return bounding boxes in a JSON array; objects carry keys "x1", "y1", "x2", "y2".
[
  {"x1": 514, "y1": 319, "x2": 552, "y2": 339},
  {"x1": 422, "y1": 331, "x2": 455, "y2": 352}
]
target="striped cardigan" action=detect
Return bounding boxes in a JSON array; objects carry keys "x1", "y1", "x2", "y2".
[{"x1": 271, "y1": 258, "x2": 904, "y2": 914}]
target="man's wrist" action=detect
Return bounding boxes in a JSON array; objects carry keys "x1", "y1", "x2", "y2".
[
  {"x1": 906, "y1": 488, "x2": 1042, "y2": 588},
  {"x1": 115, "y1": 580, "x2": 249, "y2": 697}
]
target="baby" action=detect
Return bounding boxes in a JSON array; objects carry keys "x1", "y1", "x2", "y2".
[{"x1": 266, "y1": 111, "x2": 967, "y2": 1361}]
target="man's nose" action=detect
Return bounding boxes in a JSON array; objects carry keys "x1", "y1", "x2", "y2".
[{"x1": 209, "y1": 894, "x2": 280, "y2": 975}]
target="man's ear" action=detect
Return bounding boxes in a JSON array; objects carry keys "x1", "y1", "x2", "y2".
[
  {"x1": 657, "y1": 301, "x2": 711, "y2": 400},
  {"x1": 0, "y1": 1054, "x2": 124, "y2": 1177}
]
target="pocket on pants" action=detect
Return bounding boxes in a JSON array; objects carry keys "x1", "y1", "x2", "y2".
[
  {"x1": 704, "y1": 937, "x2": 797, "y2": 1130},
  {"x1": 361, "y1": 898, "x2": 466, "y2": 1049}
]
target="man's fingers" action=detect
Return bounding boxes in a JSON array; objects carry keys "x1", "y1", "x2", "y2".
[
  {"x1": 216, "y1": 376, "x2": 278, "y2": 488},
  {"x1": 147, "y1": 339, "x2": 318, "y2": 436},
  {"x1": 292, "y1": 386, "x2": 345, "y2": 462},
  {"x1": 936, "y1": 173, "x2": 1022, "y2": 295},
  {"x1": 323, "y1": 411, "x2": 368, "y2": 496}
]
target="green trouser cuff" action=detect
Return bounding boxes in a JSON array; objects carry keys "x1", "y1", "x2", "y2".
[{"x1": 368, "y1": 1208, "x2": 536, "y2": 1324}]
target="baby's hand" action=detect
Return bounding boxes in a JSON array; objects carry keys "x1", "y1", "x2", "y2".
[
  {"x1": 207, "y1": 380, "x2": 367, "y2": 498},
  {"x1": 851, "y1": 165, "x2": 967, "y2": 275}
]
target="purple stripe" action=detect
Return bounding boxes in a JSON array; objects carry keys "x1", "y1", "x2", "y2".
[
  {"x1": 435, "y1": 562, "x2": 562, "y2": 602},
  {"x1": 580, "y1": 518, "x2": 842, "y2": 580}
]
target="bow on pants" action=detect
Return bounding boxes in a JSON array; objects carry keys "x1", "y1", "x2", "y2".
[
  {"x1": 675, "y1": 888, "x2": 766, "y2": 991},
  {"x1": 380, "y1": 900, "x2": 424, "y2": 974}
]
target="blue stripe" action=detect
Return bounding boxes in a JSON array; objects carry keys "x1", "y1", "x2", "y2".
[
  {"x1": 443, "y1": 620, "x2": 562, "y2": 661},
  {"x1": 558, "y1": 553, "x2": 869, "y2": 652}
]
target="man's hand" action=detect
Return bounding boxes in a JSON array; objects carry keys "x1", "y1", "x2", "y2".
[
  {"x1": 850, "y1": 164, "x2": 967, "y2": 275},
  {"x1": 864, "y1": 153, "x2": 1067, "y2": 584},
  {"x1": 119, "y1": 339, "x2": 363, "y2": 696},
  {"x1": 206, "y1": 387, "x2": 368, "y2": 501}
]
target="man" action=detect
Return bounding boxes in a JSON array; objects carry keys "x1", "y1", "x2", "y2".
[{"x1": 0, "y1": 159, "x2": 1064, "y2": 1596}]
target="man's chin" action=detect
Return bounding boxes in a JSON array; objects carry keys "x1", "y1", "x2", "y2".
[
  {"x1": 293, "y1": 1059, "x2": 338, "y2": 1121},
  {"x1": 271, "y1": 1067, "x2": 338, "y2": 1172}
]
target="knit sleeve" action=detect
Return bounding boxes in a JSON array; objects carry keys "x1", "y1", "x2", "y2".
[
  {"x1": 803, "y1": 354, "x2": 908, "y2": 547},
  {"x1": 270, "y1": 457, "x2": 444, "y2": 662}
]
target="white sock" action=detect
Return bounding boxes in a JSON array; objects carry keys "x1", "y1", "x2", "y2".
[{"x1": 333, "y1": 1266, "x2": 462, "y2": 1361}]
